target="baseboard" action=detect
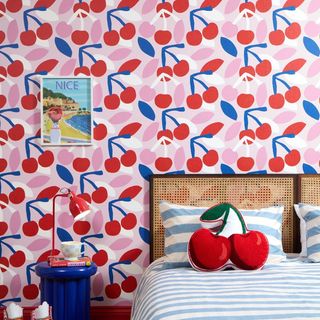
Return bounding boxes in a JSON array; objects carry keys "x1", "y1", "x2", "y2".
[{"x1": 0, "y1": 306, "x2": 131, "y2": 320}]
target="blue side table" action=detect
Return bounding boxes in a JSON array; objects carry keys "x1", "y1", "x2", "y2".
[{"x1": 35, "y1": 262, "x2": 97, "y2": 320}]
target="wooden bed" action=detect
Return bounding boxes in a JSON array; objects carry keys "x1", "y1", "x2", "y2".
[{"x1": 150, "y1": 174, "x2": 320, "y2": 262}]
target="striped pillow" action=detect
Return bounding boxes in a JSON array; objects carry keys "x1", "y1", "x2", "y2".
[
  {"x1": 298, "y1": 203, "x2": 320, "y2": 262},
  {"x1": 160, "y1": 202, "x2": 285, "y2": 268}
]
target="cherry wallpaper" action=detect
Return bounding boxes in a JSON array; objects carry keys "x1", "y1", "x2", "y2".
[{"x1": 0, "y1": 0, "x2": 319, "y2": 307}]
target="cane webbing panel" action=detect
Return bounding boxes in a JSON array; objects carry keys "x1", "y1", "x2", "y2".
[
  {"x1": 299, "y1": 175, "x2": 320, "y2": 206},
  {"x1": 150, "y1": 175, "x2": 298, "y2": 262}
]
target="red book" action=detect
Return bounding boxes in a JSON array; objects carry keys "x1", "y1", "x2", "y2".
[{"x1": 48, "y1": 256, "x2": 91, "y2": 267}]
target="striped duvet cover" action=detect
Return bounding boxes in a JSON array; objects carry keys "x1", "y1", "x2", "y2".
[{"x1": 131, "y1": 258, "x2": 320, "y2": 320}]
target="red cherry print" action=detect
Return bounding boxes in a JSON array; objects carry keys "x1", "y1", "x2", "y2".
[
  {"x1": 105, "y1": 283, "x2": 121, "y2": 299},
  {"x1": 73, "y1": 2, "x2": 90, "y2": 17},
  {"x1": 285, "y1": 149, "x2": 301, "y2": 166},
  {"x1": 156, "y1": 2, "x2": 173, "y2": 17},
  {"x1": 239, "y1": 1, "x2": 255, "y2": 17},
  {"x1": 9, "y1": 250, "x2": 26, "y2": 267},
  {"x1": 0, "y1": 130, "x2": 7, "y2": 146},
  {"x1": 120, "y1": 23, "x2": 136, "y2": 40},
  {"x1": 7, "y1": 60, "x2": 24, "y2": 77},
  {"x1": 73, "y1": 157, "x2": 90, "y2": 172},
  {"x1": 121, "y1": 212, "x2": 137, "y2": 230},
  {"x1": 157, "y1": 129, "x2": 173, "y2": 145},
  {"x1": 39, "y1": 213, "x2": 53, "y2": 230},
  {"x1": 0, "y1": 2, "x2": 6, "y2": 16},
  {"x1": 285, "y1": 22, "x2": 301, "y2": 40},
  {"x1": 0, "y1": 285, "x2": 8, "y2": 299},
  {"x1": 0, "y1": 221, "x2": 8, "y2": 235},
  {"x1": 36, "y1": 23, "x2": 53, "y2": 40},
  {"x1": 104, "y1": 94, "x2": 120, "y2": 110},
  {"x1": 0, "y1": 66, "x2": 6, "y2": 82},
  {"x1": 237, "y1": 93, "x2": 254, "y2": 108},
  {"x1": 202, "y1": 86, "x2": 218, "y2": 103},
  {"x1": 155, "y1": 157, "x2": 173, "y2": 171},
  {"x1": 173, "y1": 0, "x2": 189, "y2": 13},
  {"x1": 154, "y1": 94, "x2": 172, "y2": 109},
  {"x1": 92, "y1": 250, "x2": 108, "y2": 266},
  {"x1": 187, "y1": 157, "x2": 203, "y2": 172},
  {"x1": 239, "y1": 66, "x2": 255, "y2": 81},
  {"x1": 186, "y1": 30, "x2": 202, "y2": 46},
  {"x1": 9, "y1": 187, "x2": 25, "y2": 204},
  {"x1": 73, "y1": 221, "x2": 90, "y2": 235},
  {"x1": 202, "y1": 23, "x2": 218, "y2": 40},
  {"x1": 6, "y1": 0, "x2": 22, "y2": 11},
  {"x1": 0, "y1": 257, "x2": 9, "y2": 272},
  {"x1": 120, "y1": 87, "x2": 136, "y2": 104},
  {"x1": 269, "y1": 157, "x2": 285, "y2": 172},
  {"x1": 237, "y1": 30, "x2": 254, "y2": 45},
  {"x1": 105, "y1": 220, "x2": 121, "y2": 236},
  {"x1": 239, "y1": 129, "x2": 255, "y2": 145},
  {"x1": 154, "y1": 30, "x2": 172, "y2": 45},
  {"x1": 173, "y1": 60, "x2": 189, "y2": 77},
  {"x1": 237, "y1": 156, "x2": 254, "y2": 171},
  {"x1": 157, "y1": 66, "x2": 173, "y2": 81},
  {"x1": 104, "y1": 157, "x2": 121, "y2": 173},
  {"x1": 0, "y1": 193, "x2": 8, "y2": 209},
  {"x1": 23, "y1": 284, "x2": 39, "y2": 300},
  {"x1": 20, "y1": 30, "x2": 37, "y2": 46},
  {"x1": 38, "y1": 150, "x2": 54, "y2": 167},
  {"x1": 74, "y1": 66, "x2": 90, "y2": 76},
  {"x1": 120, "y1": 150, "x2": 137, "y2": 167},
  {"x1": 22, "y1": 157, "x2": 38, "y2": 173},
  {"x1": 269, "y1": 93, "x2": 285, "y2": 109},
  {"x1": 187, "y1": 94, "x2": 202, "y2": 109},
  {"x1": 203, "y1": 150, "x2": 219, "y2": 166},
  {"x1": 94, "y1": 123, "x2": 108, "y2": 141},
  {"x1": 255, "y1": 60, "x2": 272, "y2": 77},
  {"x1": 104, "y1": 30, "x2": 120, "y2": 46},
  {"x1": 173, "y1": 123, "x2": 189, "y2": 140},
  {"x1": 256, "y1": 0, "x2": 272, "y2": 12},
  {"x1": 92, "y1": 186, "x2": 108, "y2": 203},
  {"x1": 21, "y1": 94, "x2": 38, "y2": 110},
  {"x1": 90, "y1": 60, "x2": 107, "y2": 77},
  {"x1": 255, "y1": 123, "x2": 272, "y2": 140},
  {"x1": 0, "y1": 158, "x2": 7, "y2": 172},
  {"x1": 269, "y1": 30, "x2": 285, "y2": 45},
  {"x1": 0, "y1": 94, "x2": 6, "y2": 108},
  {"x1": 71, "y1": 30, "x2": 89, "y2": 45},
  {"x1": 121, "y1": 276, "x2": 137, "y2": 293},
  {"x1": 22, "y1": 221, "x2": 39, "y2": 237},
  {"x1": 285, "y1": 86, "x2": 301, "y2": 103},
  {"x1": 0, "y1": 30, "x2": 5, "y2": 44},
  {"x1": 8, "y1": 124, "x2": 24, "y2": 140},
  {"x1": 90, "y1": 0, "x2": 106, "y2": 13}
]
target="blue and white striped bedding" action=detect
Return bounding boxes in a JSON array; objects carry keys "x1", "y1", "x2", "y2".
[{"x1": 131, "y1": 257, "x2": 320, "y2": 319}]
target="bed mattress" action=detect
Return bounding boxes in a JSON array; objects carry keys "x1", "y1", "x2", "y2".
[{"x1": 131, "y1": 257, "x2": 320, "y2": 320}]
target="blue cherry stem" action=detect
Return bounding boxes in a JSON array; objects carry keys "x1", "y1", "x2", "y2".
[
  {"x1": 161, "y1": 44, "x2": 185, "y2": 66},
  {"x1": 190, "y1": 7, "x2": 212, "y2": 31},
  {"x1": 108, "y1": 198, "x2": 130, "y2": 221},
  {"x1": 81, "y1": 234, "x2": 104, "y2": 254},
  {"x1": 244, "y1": 43, "x2": 267, "y2": 66},
  {"x1": 244, "y1": 107, "x2": 267, "y2": 129},
  {"x1": 272, "y1": 7, "x2": 295, "y2": 30},
  {"x1": 190, "y1": 134, "x2": 212, "y2": 157},
  {"x1": 190, "y1": 71, "x2": 212, "y2": 94},
  {"x1": 0, "y1": 235, "x2": 21, "y2": 254},
  {"x1": 272, "y1": 70, "x2": 295, "y2": 94},
  {"x1": 0, "y1": 171, "x2": 20, "y2": 191},
  {"x1": 26, "y1": 262, "x2": 37, "y2": 285},
  {"x1": 0, "y1": 298, "x2": 22, "y2": 307},
  {"x1": 26, "y1": 198, "x2": 48, "y2": 221},
  {"x1": 79, "y1": 44, "x2": 102, "y2": 67},
  {"x1": 80, "y1": 170, "x2": 103, "y2": 194},
  {"x1": 272, "y1": 134, "x2": 295, "y2": 157},
  {"x1": 24, "y1": 71, "x2": 47, "y2": 95},
  {"x1": 25, "y1": 136, "x2": 43, "y2": 159},
  {"x1": 162, "y1": 107, "x2": 185, "y2": 129},
  {"x1": 23, "y1": 7, "x2": 46, "y2": 31},
  {"x1": 108, "y1": 261, "x2": 131, "y2": 283},
  {"x1": 107, "y1": 71, "x2": 130, "y2": 95},
  {"x1": 107, "y1": 134, "x2": 130, "y2": 158},
  {"x1": 106, "y1": 7, "x2": 130, "y2": 31}
]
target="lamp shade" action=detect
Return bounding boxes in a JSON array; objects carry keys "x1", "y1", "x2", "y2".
[{"x1": 69, "y1": 192, "x2": 91, "y2": 221}]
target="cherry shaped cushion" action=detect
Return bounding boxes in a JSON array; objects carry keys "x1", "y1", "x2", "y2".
[
  {"x1": 229, "y1": 231, "x2": 269, "y2": 270},
  {"x1": 188, "y1": 229, "x2": 231, "y2": 271}
]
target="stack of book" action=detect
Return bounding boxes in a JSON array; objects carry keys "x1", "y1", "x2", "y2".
[{"x1": 47, "y1": 256, "x2": 92, "y2": 267}]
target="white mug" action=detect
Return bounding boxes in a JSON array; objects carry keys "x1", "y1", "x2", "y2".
[{"x1": 60, "y1": 241, "x2": 85, "y2": 261}]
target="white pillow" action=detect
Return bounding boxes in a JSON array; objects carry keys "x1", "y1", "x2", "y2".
[
  {"x1": 298, "y1": 203, "x2": 320, "y2": 262},
  {"x1": 294, "y1": 204, "x2": 307, "y2": 257}
]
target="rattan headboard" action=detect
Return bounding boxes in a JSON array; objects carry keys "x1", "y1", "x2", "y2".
[
  {"x1": 299, "y1": 175, "x2": 320, "y2": 206},
  {"x1": 150, "y1": 174, "x2": 301, "y2": 262}
]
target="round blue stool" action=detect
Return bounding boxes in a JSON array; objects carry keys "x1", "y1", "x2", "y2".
[{"x1": 35, "y1": 262, "x2": 97, "y2": 320}]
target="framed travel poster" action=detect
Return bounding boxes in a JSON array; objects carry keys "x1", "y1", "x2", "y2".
[{"x1": 41, "y1": 77, "x2": 92, "y2": 145}]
